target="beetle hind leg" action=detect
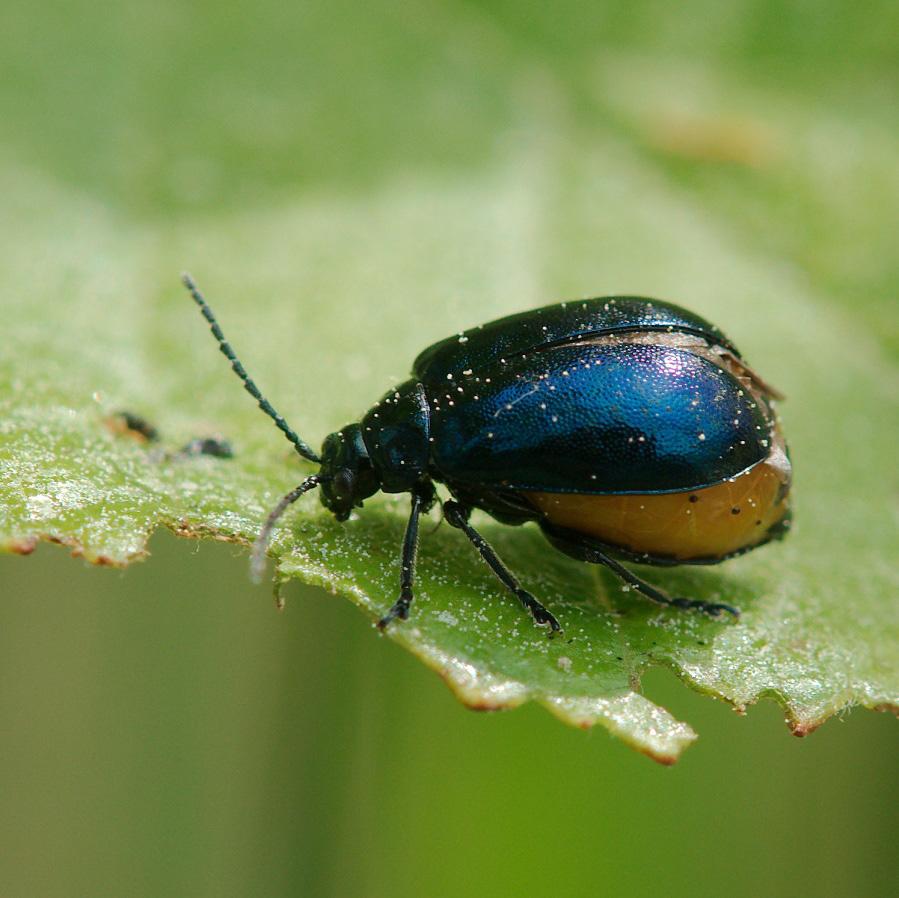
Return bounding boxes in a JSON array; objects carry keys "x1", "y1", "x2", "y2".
[
  {"x1": 443, "y1": 501, "x2": 561, "y2": 633},
  {"x1": 585, "y1": 549, "x2": 739, "y2": 619}
]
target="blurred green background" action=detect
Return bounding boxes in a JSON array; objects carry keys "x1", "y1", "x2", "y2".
[{"x1": 1, "y1": 1, "x2": 897, "y2": 896}]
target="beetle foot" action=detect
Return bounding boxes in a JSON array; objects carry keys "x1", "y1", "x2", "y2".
[
  {"x1": 377, "y1": 593, "x2": 411, "y2": 631},
  {"x1": 671, "y1": 597, "x2": 740, "y2": 619},
  {"x1": 517, "y1": 590, "x2": 562, "y2": 634}
]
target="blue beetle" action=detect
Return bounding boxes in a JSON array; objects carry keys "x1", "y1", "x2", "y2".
[{"x1": 184, "y1": 276, "x2": 791, "y2": 631}]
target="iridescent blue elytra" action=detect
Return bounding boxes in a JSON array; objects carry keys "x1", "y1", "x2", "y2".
[
  {"x1": 425, "y1": 341, "x2": 769, "y2": 494},
  {"x1": 185, "y1": 278, "x2": 792, "y2": 633}
]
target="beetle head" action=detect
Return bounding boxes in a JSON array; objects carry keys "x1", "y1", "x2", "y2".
[{"x1": 318, "y1": 424, "x2": 380, "y2": 521}]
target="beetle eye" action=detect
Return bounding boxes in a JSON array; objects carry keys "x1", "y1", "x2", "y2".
[{"x1": 333, "y1": 468, "x2": 355, "y2": 500}]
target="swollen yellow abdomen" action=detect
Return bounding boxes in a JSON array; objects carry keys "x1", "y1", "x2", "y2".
[{"x1": 528, "y1": 457, "x2": 790, "y2": 561}]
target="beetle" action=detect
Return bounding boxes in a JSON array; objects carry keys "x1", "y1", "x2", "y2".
[{"x1": 183, "y1": 274, "x2": 791, "y2": 632}]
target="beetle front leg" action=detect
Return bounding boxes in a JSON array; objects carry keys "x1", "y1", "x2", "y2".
[
  {"x1": 378, "y1": 485, "x2": 434, "y2": 630},
  {"x1": 443, "y1": 501, "x2": 561, "y2": 633}
]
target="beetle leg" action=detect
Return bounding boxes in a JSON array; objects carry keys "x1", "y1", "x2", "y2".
[
  {"x1": 443, "y1": 501, "x2": 561, "y2": 633},
  {"x1": 584, "y1": 549, "x2": 739, "y2": 618},
  {"x1": 378, "y1": 485, "x2": 434, "y2": 630}
]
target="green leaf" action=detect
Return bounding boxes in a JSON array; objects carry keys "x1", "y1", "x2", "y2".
[{"x1": 1, "y1": 0, "x2": 896, "y2": 763}]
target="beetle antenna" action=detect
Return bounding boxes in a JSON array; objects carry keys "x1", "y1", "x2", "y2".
[
  {"x1": 182, "y1": 273, "x2": 322, "y2": 464},
  {"x1": 250, "y1": 474, "x2": 324, "y2": 582}
]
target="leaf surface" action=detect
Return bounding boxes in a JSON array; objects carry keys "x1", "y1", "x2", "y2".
[{"x1": 1, "y1": 0, "x2": 896, "y2": 762}]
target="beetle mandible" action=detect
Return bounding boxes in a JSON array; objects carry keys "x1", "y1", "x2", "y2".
[{"x1": 183, "y1": 275, "x2": 791, "y2": 631}]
